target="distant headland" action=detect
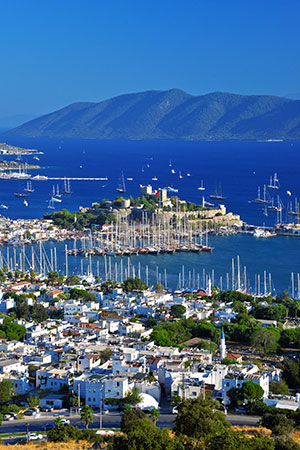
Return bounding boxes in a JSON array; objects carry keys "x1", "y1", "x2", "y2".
[{"x1": 5, "y1": 89, "x2": 300, "y2": 141}]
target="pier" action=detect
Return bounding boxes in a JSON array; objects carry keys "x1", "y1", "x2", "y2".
[
  {"x1": 38, "y1": 177, "x2": 108, "y2": 181},
  {"x1": 0, "y1": 174, "x2": 108, "y2": 181}
]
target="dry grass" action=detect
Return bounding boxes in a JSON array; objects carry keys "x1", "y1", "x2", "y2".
[
  {"x1": 232, "y1": 425, "x2": 272, "y2": 438},
  {"x1": 0, "y1": 441, "x2": 95, "y2": 450},
  {"x1": 234, "y1": 426, "x2": 300, "y2": 446},
  {"x1": 292, "y1": 430, "x2": 300, "y2": 444}
]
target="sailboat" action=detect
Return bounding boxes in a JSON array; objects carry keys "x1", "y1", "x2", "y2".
[
  {"x1": 14, "y1": 192, "x2": 27, "y2": 198},
  {"x1": 179, "y1": 171, "x2": 183, "y2": 179},
  {"x1": 152, "y1": 175, "x2": 158, "y2": 181},
  {"x1": 288, "y1": 198, "x2": 299, "y2": 216},
  {"x1": 255, "y1": 185, "x2": 270, "y2": 204},
  {"x1": 51, "y1": 186, "x2": 62, "y2": 202},
  {"x1": 63, "y1": 178, "x2": 72, "y2": 194},
  {"x1": 24, "y1": 180, "x2": 34, "y2": 193},
  {"x1": 48, "y1": 198, "x2": 55, "y2": 209},
  {"x1": 54, "y1": 184, "x2": 62, "y2": 198},
  {"x1": 210, "y1": 183, "x2": 226, "y2": 200},
  {"x1": 24, "y1": 200, "x2": 28, "y2": 207},
  {"x1": 116, "y1": 172, "x2": 126, "y2": 193},
  {"x1": 198, "y1": 180, "x2": 205, "y2": 191},
  {"x1": 267, "y1": 173, "x2": 280, "y2": 189}
]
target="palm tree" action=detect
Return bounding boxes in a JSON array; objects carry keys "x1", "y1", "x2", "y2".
[
  {"x1": 55, "y1": 417, "x2": 63, "y2": 429},
  {"x1": 149, "y1": 408, "x2": 159, "y2": 425},
  {"x1": 80, "y1": 405, "x2": 93, "y2": 429},
  {"x1": 122, "y1": 404, "x2": 132, "y2": 414}
]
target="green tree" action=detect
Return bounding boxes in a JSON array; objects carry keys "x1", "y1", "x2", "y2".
[
  {"x1": 269, "y1": 381, "x2": 289, "y2": 395},
  {"x1": 100, "y1": 348, "x2": 113, "y2": 364},
  {"x1": 282, "y1": 360, "x2": 300, "y2": 391},
  {"x1": 122, "y1": 277, "x2": 148, "y2": 292},
  {"x1": 32, "y1": 303, "x2": 49, "y2": 322},
  {"x1": 65, "y1": 275, "x2": 80, "y2": 285},
  {"x1": 122, "y1": 387, "x2": 142, "y2": 408},
  {"x1": 173, "y1": 398, "x2": 230, "y2": 440},
  {"x1": 27, "y1": 395, "x2": 39, "y2": 408},
  {"x1": 0, "y1": 320, "x2": 26, "y2": 341},
  {"x1": 261, "y1": 413, "x2": 294, "y2": 436},
  {"x1": 241, "y1": 381, "x2": 264, "y2": 402},
  {"x1": 155, "y1": 284, "x2": 164, "y2": 293},
  {"x1": 0, "y1": 379, "x2": 14, "y2": 405},
  {"x1": 251, "y1": 327, "x2": 280, "y2": 354},
  {"x1": 221, "y1": 357, "x2": 237, "y2": 365},
  {"x1": 149, "y1": 408, "x2": 159, "y2": 425},
  {"x1": 274, "y1": 436, "x2": 300, "y2": 450},
  {"x1": 227, "y1": 387, "x2": 242, "y2": 408},
  {"x1": 171, "y1": 393, "x2": 182, "y2": 408},
  {"x1": 80, "y1": 405, "x2": 93, "y2": 429},
  {"x1": 16, "y1": 301, "x2": 29, "y2": 320},
  {"x1": 29, "y1": 270, "x2": 36, "y2": 282},
  {"x1": 114, "y1": 416, "x2": 183, "y2": 450},
  {"x1": 121, "y1": 409, "x2": 147, "y2": 434},
  {"x1": 170, "y1": 304, "x2": 186, "y2": 318},
  {"x1": 55, "y1": 416, "x2": 63, "y2": 429},
  {"x1": 197, "y1": 339, "x2": 218, "y2": 354}
]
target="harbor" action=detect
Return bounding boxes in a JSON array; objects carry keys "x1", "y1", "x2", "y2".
[
  {"x1": 0, "y1": 136, "x2": 299, "y2": 295},
  {"x1": 0, "y1": 233, "x2": 299, "y2": 296}
]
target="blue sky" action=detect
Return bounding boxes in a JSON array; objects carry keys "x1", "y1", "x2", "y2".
[{"x1": 1, "y1": 0, "x2": 300, "y2": 117}]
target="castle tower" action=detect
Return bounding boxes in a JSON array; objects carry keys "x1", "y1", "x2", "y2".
[{"x1": 220, "y1": 328, "x2": 226, "y2": 360}]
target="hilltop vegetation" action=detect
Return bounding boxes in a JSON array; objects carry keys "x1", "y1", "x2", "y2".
[{"x1": 6, "y1": 89, "x2": 300, "y2": 140}]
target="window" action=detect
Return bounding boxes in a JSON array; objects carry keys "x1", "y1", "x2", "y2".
[
  {"x1": 88, "y1": 397, "x2": 91, "y2": 401},
  {"x1": 117, "y1": 382, "x2": 120, "y2": 387}
]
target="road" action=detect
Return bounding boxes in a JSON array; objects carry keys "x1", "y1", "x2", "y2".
[{"x1": 0, "y1": 412, "x2": 260, "y2": 436}]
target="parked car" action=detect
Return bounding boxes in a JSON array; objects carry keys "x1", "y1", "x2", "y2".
[
  {"x1": 41, "y1": 406, "x2": 54, "y2": 412},
  {"x1": 3, "y1": 413, "x2": 14, "y2": 421},
  {"x1": 61, "y1": 418, "x2": 70, "y2": 425},
  {"x1": 41, "y1": 423, "x2": 55, "y2": 432},
  {"x1": 28, "y1": 433, "x2": 43, "y2": 441},
  {"x1": 24, "y1": 409, "x2": 35, "y2": 416}
]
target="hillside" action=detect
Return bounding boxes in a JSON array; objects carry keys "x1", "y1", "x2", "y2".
[{"x1": 5, "y1": 89, "x2": 300, "y2": 140}]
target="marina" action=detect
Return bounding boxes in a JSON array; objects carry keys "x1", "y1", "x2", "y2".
[
  {"x1": 0, "y1": 233, "x2": 299, "y2": 296},
  {"x1": 0, "y1": 136, "x2": 299, "y2": 295}
]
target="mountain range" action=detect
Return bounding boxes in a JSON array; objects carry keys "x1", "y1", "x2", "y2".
[{"x1": 5, "y1": 89, "x2": 300, "y2": 140}]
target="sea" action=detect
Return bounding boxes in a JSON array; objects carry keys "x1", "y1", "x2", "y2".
[{"x1": 0, "y1": 135, "x2": 300, "y2": 294}]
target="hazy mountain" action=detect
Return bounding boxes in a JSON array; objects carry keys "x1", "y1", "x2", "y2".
[
  {"x1": 0, "y1": 114, "x2": 38, "y2": 130},
  {"x1": 5, "y1": 89, "x2": 300, "y2": 140},
  {"x1": 284, "y1": 92, "x2": 300, "y2": 100}
]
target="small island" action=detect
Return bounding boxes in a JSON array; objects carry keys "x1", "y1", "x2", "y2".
[{"x1": 45, "y1": 185, "x2": 243, "y2": 257}]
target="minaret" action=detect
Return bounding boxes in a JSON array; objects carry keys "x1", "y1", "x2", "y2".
[{"x1": 220, "y1": 328, "x2": 226, "y2": 360}]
